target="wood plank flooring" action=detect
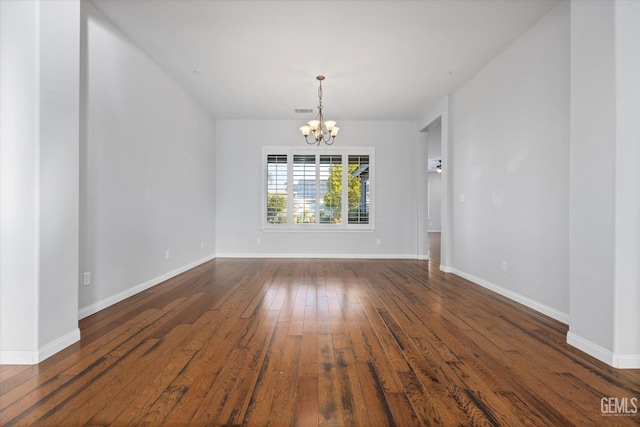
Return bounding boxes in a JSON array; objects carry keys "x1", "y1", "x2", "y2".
[{"x1": 1, "y1": 234, "x2": 639, "y2": 426}]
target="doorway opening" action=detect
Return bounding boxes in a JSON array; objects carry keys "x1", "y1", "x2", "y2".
[
  {"x1": 418, "y1": 110, "x2": 450, "y2": 272},
  {"x1": 425, "y1": 117, "x2": 442, "y2": 261}
]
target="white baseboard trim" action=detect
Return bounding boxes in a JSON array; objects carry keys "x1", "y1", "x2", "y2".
[
  {"x1": 0, "y1": 328, "x2": 80, "y2": 365},
  {"x1": 215, "y1": 253, "x2": 419, "y2": 259},
  {"x1": 0, "y1": 350, "x2": 39, "y2": 365},
  {"x1": 39, "y1": 328, "x2": 81, "y2": 362},
  {"x1": 440, "y1": 264, "x2": 453, "y2": 273},
  {"x1": 451, "y1": 268, "x2": 570, "y2": 325},
  {"x1": 614, "y1": 354, "x2": 640, "y2": 369},
  {"x1": 567, "y1": 331, "x2": 640, "y2": 369},
  {"x1": 78, "y1": 254, "x2": 216, "y2": 320}
]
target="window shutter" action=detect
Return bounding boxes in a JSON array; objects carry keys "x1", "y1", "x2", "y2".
[
  {"x1": 266, "y1": 155, "x2": 288, "y2": 224},
  {"x1": 293, "y1": 154, "x2": 317, "y2": 224},
  {"x1": 264, "y1": 148, "x2": 373, "y2": 229},
  {"x1": 348, "y1": 155, "x2": 370, "y2": 224},
  {"x1": 319, "y1": 155, "x2": 342, "y2": 224}
]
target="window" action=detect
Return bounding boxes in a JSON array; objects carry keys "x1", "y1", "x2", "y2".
[
  {"x1": 319, "y1": 155, "x2": 342, "y2": 224},
  {"x1": 348, "y1": 154, "x2": 370, "y2": 224},
  {"x1": 264, "y1": 148, "x2": 374, "y2": 230},
  {"x1": 293, "y1": 154, "x2": 316, "y2": 223},
  {"x1": 266, "y1": 155, "x2": 287, "y2": 224}
]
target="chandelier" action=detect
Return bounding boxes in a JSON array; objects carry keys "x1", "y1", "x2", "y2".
[{"x1": 300, "y1": 75, "x2": 339, "y2": 145}]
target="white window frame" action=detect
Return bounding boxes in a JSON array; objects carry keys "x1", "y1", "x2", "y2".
[{"x1": 262, "y1": 147, "x2": 375, "y2": 231}]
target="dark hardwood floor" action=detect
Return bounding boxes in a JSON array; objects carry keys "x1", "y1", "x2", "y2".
[{"x1": 1, "y1": 233, "x2": 639, "y2": 426}]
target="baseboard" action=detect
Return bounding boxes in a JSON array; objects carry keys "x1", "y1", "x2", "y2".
[
  {"x1": 451, "y1": 268, "x2": 570, "y2": 325},
  {"x1": 567, "y1": 331, "x2": 640, "y2": 369},
  {"x1": 614, "y1": 354, "x2": 640, "y2": 369},
  {"x1": 440, "y1": 264, "x2": 453, "y2": 273},
  {"x1": 215, "y1": 253, "x2": 419, "y2": 259},
  {"x1": 39, "y1": 328, "x2": 81, "y2": 362},
  {"x1": 78, "y1": 254, "x2": 216, "y2": 320},
  {"x1": 0, "y1": 350, "x2": 39, "y2": 365},
  {"x1": 0, "y1": 328, "x2": 80, "y2": 365}
]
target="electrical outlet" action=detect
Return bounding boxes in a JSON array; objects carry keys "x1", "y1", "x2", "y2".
[
  {"x1": 376, "y1": 238, "x2": 381, "y2": 245},
  {"x1": 201, "y1": 241, "x2": 204, "y2": 249},
  {"x1": 257, "y1": 238, "x2": 261, "y2": 244},
  {"x1": 165, "y1": 250, "x2": 170, "y2": 260},
  {"x1": 83, "y1": 272, "x2": 91, "y2": 286},
  {"x1": 501, "y1": 261, "x2": 508, "y2": 272}
]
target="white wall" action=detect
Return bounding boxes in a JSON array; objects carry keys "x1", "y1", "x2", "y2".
[
  {"x1": 568, "y1": 0, "x2": 640, "y2": 368},
  {"x1": 0, "y1": 0, "x2": 41, "y2": 361},
  {"x1": 39, "y1": 0, "x2": 82, "y2": 349},
  {"x1": 568, "y1": 0, "x2": 616, "y2": 361},
  {"x1": 613, "y1": 0, "x2": 640, "y2": 366},
  {"x1": 1, "y1": 0, "x2": 81, "y2": 363},
  {"x1": 79, "y1": 2, "x2": 216, "y2": 317},
  {"x1": 449, "y1": 1, "x2": 570, "y2": 322},
  {"x1": 215, "y1": 120, "x2": 418, "y2": 258}
]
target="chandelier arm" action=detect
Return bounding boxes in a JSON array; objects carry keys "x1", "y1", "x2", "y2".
[{"x1": 305, "y1": 135, "x2": 317, "y2": 145}]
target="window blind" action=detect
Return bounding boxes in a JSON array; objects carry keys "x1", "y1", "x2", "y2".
[
  {"x1": 266, "y1": 154, "x2": 287, "y2": 224},
  {"x1": 348, "y1": 155, "x2": 370, "y2": 224}
]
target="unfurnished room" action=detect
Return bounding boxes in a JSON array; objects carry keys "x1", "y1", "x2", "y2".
[{"x1": 1, "y1": 0, "x2": 639, "y2": 425}]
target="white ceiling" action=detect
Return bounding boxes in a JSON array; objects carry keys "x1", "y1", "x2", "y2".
[{"x1": 90, "y1": 0, "x2": 560, "y2": 121}]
